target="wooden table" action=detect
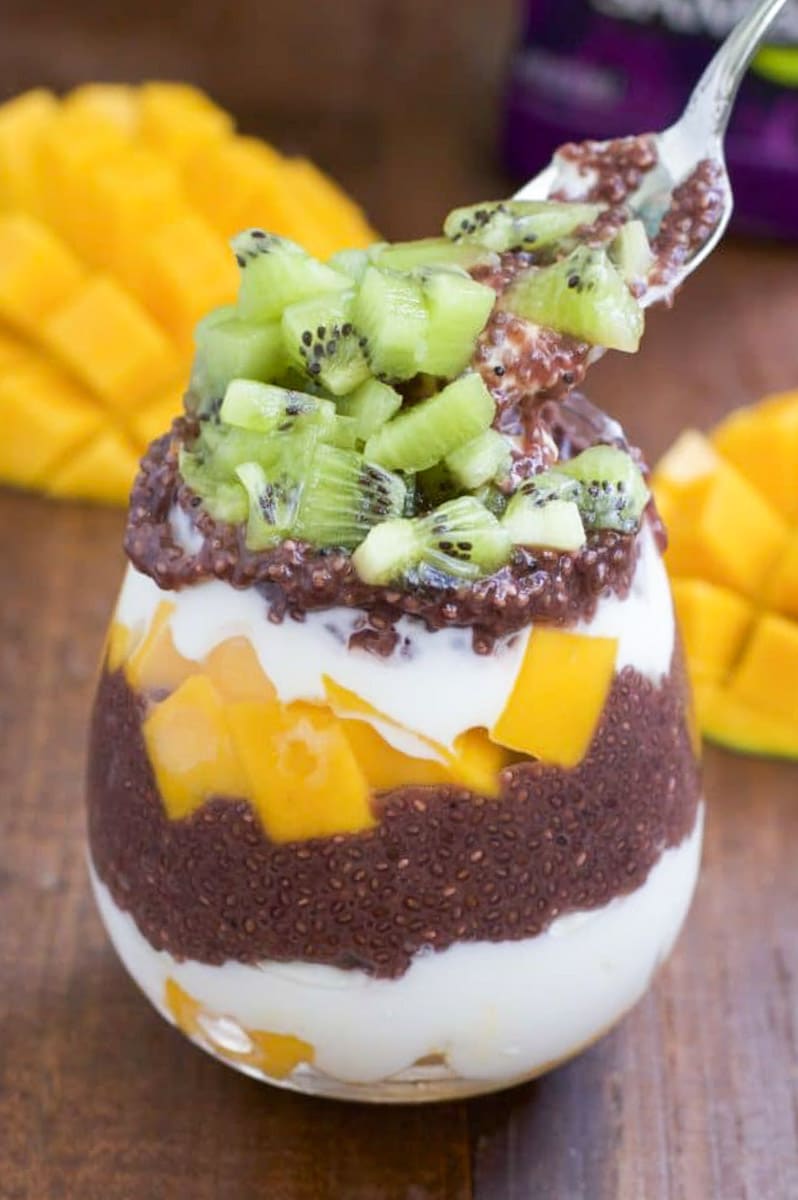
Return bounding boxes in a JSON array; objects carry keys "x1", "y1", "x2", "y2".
[{"x1": 2, "y1": 1, "x2": 798, "y2": 1191}]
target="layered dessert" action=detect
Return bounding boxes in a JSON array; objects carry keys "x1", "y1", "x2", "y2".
[{"x1": 88, "y1": 138, "x2": 715, "y2": 1101}]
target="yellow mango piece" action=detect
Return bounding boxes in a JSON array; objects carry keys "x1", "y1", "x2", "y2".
[
  {"x1": 491, "y1": 628, "x2": 618, "y2": 767},
  {"x1": 164, "y1": 978, "x2": 313, "y2": 1078},
  {"x1": 0, "y1": 89, "x2": 57, "y2": 211},
  {"x1": 450, "y1": 728, "x2": 510, "y2": 796},
  {"x1": 139, "y1": 83, "x2": 233, "y2": 166},
  {"x1": 726, "y1": 614, "x2": 798, "y2": 726},
  {"x1": 712, "y1": 390, "x2": 798, "y2": 521},
  {"x1": 340, "y1": 718, "x2": 451, "y2": 791},
  {"x1": 282, "y1": 157, "x2": 379, "y2": 254},
  {"x1": 763, "y1": 530, "x2": 798, "y2": 623},
  {"x1": 80, "y1": 149, "x2": 186, "y2": 279},
  {"x1": 182, "y1": 137, "x2": 296, "y2": 241},
  {"x1": 204, "y1": 637, "x2": 277, "y2": 703},
  {"x1": 671, "y1": 578, "x2": 754, "y2": 685},
  {"x1": 0, "y1": 213, "x2": 85, "y2": 334},
  {"x1": 143, "y1": 675, "x2": 248, "y2": 819},
  {"x1": 138, "y1": 215, "x2": 237, "y2": 347},
  {"x1": 63, "y1": 84, "x2": 140, "y2": 137},
  {"x1": 47, "y1": 428, "x2": 141, "y2": 504},
  {"x1": 695, "y1": 682, "x2": 798, "y2": 761},
  {"x1": 124, "y1": 601, "x2": 195, "y2": 692},
  {"x1": 654, "y1": 431, "x2": 789, "y2": 600},
  {"x1": 0, "y1": 361, "x2": 100, "y2": 488},
  {"x1": 0, "y1": 328, "x2": 30, "y2": 371},
  {"x1": 227, "y1": 699, "x2": 374, "y2": 842},
  {"x1": 106, "y1": 621, "x2": 136, "y2": 673},
  {"x1": 44, "y1": 276, "x2": 179, "y2": 408},
  {"x1": 130, "y1": 384, "x2": 184, "y2": 447}
]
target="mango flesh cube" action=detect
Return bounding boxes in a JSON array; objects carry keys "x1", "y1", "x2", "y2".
[
  {"x1": 227, "y1": 700, "x2": 374, "y2": 842},
  {"x1": 726, "y1": 614, "x2": 798, "y2": 726},
  {"x1": 47, "y1": 428, "x2": 141, "y2": 504},
  {"x1": 0, "y1": 329, "x2": 30, "y2": 371},
  {"x1": 695, "y1": 682, "x2": 798, "y2": 761},
  {"x1": 106, "y1": 621, "x2": 136, "y2": 673},
  {"x1": 138, "y1": 215, "x2": 237, "y2": 347},
  {"x1": 491, "y1": 628, "x2": 618, "y2": 767},
  {"x1": 340, "y1": 717, "x2": 451, "y2": 791},
  {"x1": 449, "y1": 728, "x2": 510, "y2": 796},
  {"x1": 0, "y1": 89, "x2": 57, "y2": 211},
  {"x1": 282, "y1": 158, "x2": 379, "y2": 254},
  {"x1": 0, "y1": 214, "x2": 84, "y2": 333},
  {"x1": 44, "y1": 276, "x2": 179, "y2": 408},
  {"x1": 764, "y1": 531, "x2": 798, "y2": 622},
  {"x1": 130, "y1": 384, "x2": 184, "y2": 447},
  {"x1": 204, "y1": 637, "x2": 277, "y2": 703},
  {"x1": 138, "y1": 83, "x2": 233, "y2": 166},
  {"x1": 63, "y1": 84, "x2": 140, "y2": 137},
  {"x1": 671, "y1": 579, "x2": 753, "y2": 685},
  {"x1": 0, "y1": 361, "x2": 100, "y2": 487},
  {"x1": 143, "y1": 675, "x2": 248, "y2": 820},
  {"x1": 182, "y1": 138, "x2": 298, "y2": 242},
  {"x1": 123, "y1": 601, "x2": 196, "y2": 693},
  {"x1": 712, "y1": 391, "x2": 798, "y2": 521}
]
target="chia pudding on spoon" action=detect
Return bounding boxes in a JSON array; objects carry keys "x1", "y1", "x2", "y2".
[{"x1": 88, "y1": 134, "x2": 716, "y2": 1100}]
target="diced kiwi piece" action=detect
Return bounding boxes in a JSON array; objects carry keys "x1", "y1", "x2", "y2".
[
  {"x1": 294, "y1": 444, "x2": 406, "y2": 548},
  {"x1": 352, "y1": 266, "x2": 428, "y2": 381},
  {"x1": 444, "y1": 200, "x2": 603, "y2": 253},
  {"x1": 365, "y1": 373, "x2": 495, "y2": 473},
  {"x1": 336, "y1": 378, "x2": 402, "y2": 442},
  {"x1": 472, "y1": 483, "x2": 508, "y2": 518},
  {"x1": 518, "y1": 469, "x2": 581, "y2": 507},
  {"x1": 417, "y1": 268, "x2": 496, "y2": 377},
  {"x1": 610, "y1": 220, "x2": 654, "y2": 286},
  {"x1": 281, "y1": 291, "x2": 371, "y2": 396},
  {"x1": 502, "y1": 494, "x2": 586, "y2": 551},
  {"x1": 236, "y1": 459, "x2": 302, "y2": 550},
  {"x1": 220, "y1": 379, "x2": 336, "y2": 435},
  {"x1": 179, "y1": 447, "x2": 249, "y2": 524},
  {"x1": 502, "y1": 246, "x2": 644, "y2": 353},
  {"x1": 327, "y1": 247, "x2": 373, "y2": 282},
  {"x1": 191, "y1": 306, "x2": 284, "y2": 409},
  {"x1": 559, "y1": 444, "x2": 649, "y2": 532},
  {"x1": 353, "y1": 495, "x2": 511, "y2": 585},
  {"x1": 233, "y1": 230, "x2": 350, "y2": 322},
  {"x1": 444, "y1": 428, "x2": 511, "y2": 490},
  {"x1": 372, "y1": 237, "x2": 496, "y2": 272}
]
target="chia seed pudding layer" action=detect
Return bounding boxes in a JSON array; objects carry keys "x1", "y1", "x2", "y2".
[
  {"x1": 125, "y1": 414, "x2": 643, "y2": 653},
  {"x1": 87, "y1": 647, "x2": 700, "y2": 980}
]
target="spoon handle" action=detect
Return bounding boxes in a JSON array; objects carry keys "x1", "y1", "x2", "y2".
[{"x1": 677, "y1": 0, "x2": 790, "y2": 144}]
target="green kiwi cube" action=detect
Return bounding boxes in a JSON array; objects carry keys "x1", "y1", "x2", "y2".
[
  {"x1": 501, "y1": 246, "x2": 644, "y2": 353},
  {"x1": 418, "y1": 496, "x2": 512, "y2": 580},
  {"x1": 444, "y1": 200, "x2": 603, "y2": 253},
  {"x1": 418, "y1": 268, "x2": 496, "y2": 377},
  {"x1": 220, "y1": 379, "x2": 334, "y2": 433},
  {"x1": 445, "y1": 428, "x2": 511, "y2": 490},
  {"x1": 372, "y1": 237, "x2": 495, "y2": 272},
  {"x1": 352, "y1": 266, "x2": 428, "y2": 381},
  {"x1": 192, "y1": 311, "x2": 284, "y2": 405},
  {"x1": 336, "y1": 378, "x2": 402, "y2": 442},
  {"x1": 281, "y1": 292, "x2": 371, "y2": 396},
  {"x1": 235, "y1": 460, "x2": 300, "y2": 549},
  {"x1": 560, "y1": 444, "x2": 649, "y2": 532},
  {"x1": 327, "y1": 247, "x2": 374, "y2": 282},
  {"x1": 364, "y1": 373, "x2": 495, "y2": 473},
  {"x1": 610, "y1": 220, "x2": 654, "y2": 286},
  {"x1": 179, "y1": 447, "x2": 249, "y2": 524},
  {"x1": 294, "y1": 444, "x2": 406, "y2": 548},
  {"x1": 501, "y1": 494, "x2": 586, "y2": 550},
  {"x1": 233, "y1": 230, "x2": 350, "y2": 322},
  {"x1": 351, "y1": 518, "x2": 422, "y2": 585}
]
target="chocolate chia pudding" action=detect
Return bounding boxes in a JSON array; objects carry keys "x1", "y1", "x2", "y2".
[{"x1": 87, "y1": 138, "x2": 709, "y2": 1101}]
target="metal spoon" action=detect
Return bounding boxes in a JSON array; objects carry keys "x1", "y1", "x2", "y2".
[{"x1": 514, "y1": 0, "x2": 790, "y2": 307}]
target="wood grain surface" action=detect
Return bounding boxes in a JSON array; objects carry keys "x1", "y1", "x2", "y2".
[{"x1": 1, "y1": 2, "x2": 798, "y2": 1196}]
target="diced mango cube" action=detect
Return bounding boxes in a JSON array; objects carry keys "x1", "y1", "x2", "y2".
[
  {"x1": 695, "y1": 682, "x2": 798, "y2": 761},
  {"x1": 671, "y1": 578, "x2": 753, "y2": 686},
  {"x1": 182, "y1": 137, "x2": 297, "y2": 242},
  {"x1": 130, "y1": 384, "x2": 184, "y2": 447},
  {"x1": 63, "y1": 84, "x2": 140, "y2": 137},
  {"x1": 139, "y1": 83, "x2": 233, "y2": 166},
  {"x1": 143, "y1": 675, "x2": 248, "y2": 819},
  {"x1": 0, "y1": 214, "x2": 84, "y2": 334},
  {"x1": 227, "y1": 699, "x2": 374, "y2": 841},
  {"x1": 449, "y1": 728, "x2": 511, "y2": 796},
  {"x1": 0, "y1": 89, "x2": 57, "y2": 211},
  {"x1": 47, "y1": 428, "x2": 141, "y2": 504},
  {"x1": 491, "y1": 628, "x2": 618, "y2": 767},
  {"x1": 340, "y1": 717, "x2": 451, "y2": 791},
  {"x1": 106, "y1": 621, "x2": 136, "y2": 673},
  {"x1": 654, "y1": 431, "x2": 789, "y2": 600},
  {"x1": 726, "y1": 614, "x2": 798, "y2": 726},
  {"x1": 764, "y1": 530, "x2": 798, "y2": 622},
  {"x1": 0, "y1": 328, "x2": 30, "y2": 371},
  {"x1": 123, "y1": 601, "x2": 196, "y2": 692},
  {"x1": 712, "y1": 390, "x2": 798, "y2": 521},
  {"x1": 0, "y1": 361, "x2": 100, "y2": 488},
  {"x1": 44, "y1": 276, "x2": 179, "y2": 408},
  {"x1": 204, "y1": 637, "x2": 277, "y2": 703},
  {"x1": 138, "y1": 215, "x2": 237, "y2": 347},
  {"x1": 282, "y1": 157, "x2": 378, "y2": 255}
]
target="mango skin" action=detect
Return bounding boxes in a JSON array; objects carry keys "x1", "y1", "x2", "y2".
[
  {"x1": 654, "y1": 393, "x2": 798, "y2": 761},
  {"x1": 0, "y1": 83, "x2": 377, "y2": 505}
]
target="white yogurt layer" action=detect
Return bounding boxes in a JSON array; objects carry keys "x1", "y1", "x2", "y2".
[
  {"x1": 114, "y1": 520, "x2": 673, "y2": 751},
  {"x1": 90, "y1": 806, "x2": 702, "y2": 1089}
]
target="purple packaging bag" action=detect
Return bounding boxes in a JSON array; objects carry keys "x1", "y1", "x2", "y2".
[{"x1": 503, "y1": 0, "x2": 798, "y2": 238}]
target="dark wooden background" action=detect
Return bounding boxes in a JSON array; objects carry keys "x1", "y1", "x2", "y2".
[{"x1": 1, "y1": 2, "x2": 797, "y2": 1197}]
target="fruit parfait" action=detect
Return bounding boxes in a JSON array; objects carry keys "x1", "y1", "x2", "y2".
[{"x1": 88, "y1": 149, "x2": 708, "y2": 1101}]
